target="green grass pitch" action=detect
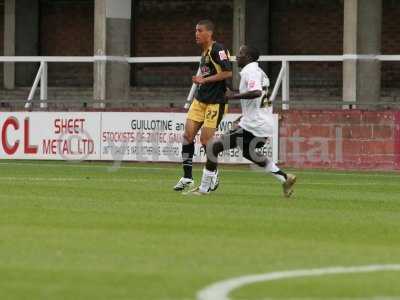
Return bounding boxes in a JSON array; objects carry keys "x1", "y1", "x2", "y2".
[{"x1": 1, "y1": 160, "x2": 400, "y2": 300}]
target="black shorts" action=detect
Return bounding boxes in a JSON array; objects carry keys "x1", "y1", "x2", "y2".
[{"x1": 217, "y1": 127, "x2": 266, "y2": 155}]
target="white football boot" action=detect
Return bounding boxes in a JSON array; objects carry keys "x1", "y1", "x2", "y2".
[{"x1": 173, "y1": 177, "x2": 194, "y2": 191}]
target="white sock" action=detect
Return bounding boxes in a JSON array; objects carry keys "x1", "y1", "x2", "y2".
[
  {"x1": 199, "y1": 168, "x2": 215, "y2": 193},
  {"x1": 265, "y1": 161, "x2": 279, "y2": 173},
  {"x1": 265, "y1": 161, "x2": 286, "y2": 183}
]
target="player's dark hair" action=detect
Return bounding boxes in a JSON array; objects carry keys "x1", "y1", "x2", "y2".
[
  {"x1": 197, "y1": 19, "x2": 215, "y2": 32},
  {"x1": 244, "y1": 46, "x2": 260, "y2": 62}
]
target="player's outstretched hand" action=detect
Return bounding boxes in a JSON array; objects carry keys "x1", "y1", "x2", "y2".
[{"x1": 225, "y1": 88, "x2": 235, "y2": 100}]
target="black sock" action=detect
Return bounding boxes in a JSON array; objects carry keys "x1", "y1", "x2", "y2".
[
  {"x1": 272, "y1": 170, "x2": 288, "y2": 181},
  {"x1": 205, "y1": 143, "x2": 219, "y2": 172},
  {"x1": 182, "y1": 142, "x2": 195, "y2": 179}
]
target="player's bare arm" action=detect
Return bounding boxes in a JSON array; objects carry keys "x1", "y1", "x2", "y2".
[
  {"x1": 225, "y1": 89, "x2": 262, "y2": 100},
  {"x1": 192, "y1": 71, "x2": 232, "y2": 85}
]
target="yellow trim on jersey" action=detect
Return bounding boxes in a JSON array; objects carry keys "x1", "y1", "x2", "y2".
[
  {"x1": 209, "y1": 52, "x2": 222, "y2": 74},
  {"x1": 202, "y1": 42, "x2": 229, "y2": 75},
  {"x1": 202, "y1": 43, "x2": 214, "y2": 56}
]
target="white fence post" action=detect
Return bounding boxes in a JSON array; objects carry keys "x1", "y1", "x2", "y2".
[
  {"x1": 40, "y1": 61, "x2": 48, "y2": 109},
  {"x1": 184, "y1": 67, "x2": 201, "y2": 109},
  {"x1": 282, "y1": 60, "x2": 290, "y2": 110},
  {"x1": 270, "y1": 63, "x2": 285, "y2": 103},
  {"x1": 25, "y1": 61, "x2": 44, "y2": 109}
]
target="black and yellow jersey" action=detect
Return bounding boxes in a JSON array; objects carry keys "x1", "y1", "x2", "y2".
[{"x1": 195, "y1": 42, "x2": 232, "y2": 104}]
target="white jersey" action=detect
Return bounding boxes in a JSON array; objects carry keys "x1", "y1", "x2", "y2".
[{"x1": 238, "y1": 62, "x2": 274, "y2": 137}]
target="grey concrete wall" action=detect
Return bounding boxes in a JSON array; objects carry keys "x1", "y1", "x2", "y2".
[
  {"x1": 94, "y1": 0, "x2": 106, "y2": 101},
  {"x1": 94, "y1": 0, "x2": 131, "y2": 103},
  {"x1": 233, "y1": 0, "x2": 245, "y2": 88},
  {"x1": 105, "y1": 18, "x2": 130, "y2": 100},
  {"x1": 343, "y1": 0, "x2": 382, "y2": 105}
]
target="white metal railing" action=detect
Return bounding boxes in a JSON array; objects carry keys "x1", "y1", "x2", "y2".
[
  {"x1": 27, "y1": 61, "x2": 47, "y2": 109},
  {"x1": 1, "y1": 55, "x2": 399, "y2": 110},
  {"x1": 0, "y1": 56, "x2": 95, "y2": 109}
]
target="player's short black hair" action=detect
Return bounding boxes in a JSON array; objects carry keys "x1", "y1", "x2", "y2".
[
  {"x1": 244, "y1": 46, "x2": 260, "y2": 62},
  {"x1": 197, "y1": 19, "x2": 215, "y2": 32}
]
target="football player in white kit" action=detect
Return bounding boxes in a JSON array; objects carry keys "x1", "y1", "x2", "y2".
[{"x1": 188, "y1": 45, "x2": 296, "y2": 197}]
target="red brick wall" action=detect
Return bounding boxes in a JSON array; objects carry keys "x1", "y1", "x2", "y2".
[
  {"x1": 40, "y1": 0, "x2": 94, "y2": 86},
  {"x1": 269, "y1": 0, "x2": 343, "y2": 90},
  {"x1": 382, "y1": 0, "x2": 400, "y2": 54},
  {"x1": 279, "y1": 110, "x2": 400, "y2": 170},
  {"x1": 132, "y1": 0, "x2": 233, "y2": 86},
  {"x1": 0, "y1": 2, "x2": 3, "y2": 54},
  {"x1": 382, "y1": 0, "x2": 400, "y2": 88},
  {"x1": 0, "y1": 3, "x2": 4, "y2": 84}
]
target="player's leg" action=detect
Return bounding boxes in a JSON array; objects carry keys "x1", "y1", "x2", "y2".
[
  {"x1": 189, "y1": 103, "x2": 228, "y2": 194},
  {"x1": 196, "y1": 128, "x2": 240, "y2": 194},
  {"x1": 195, "y1": 126, "x2": 217, "y2": 193},
  {"x1": 173, "y1": 118, "x2": 202, "y2": 191},
  {"x1": 199, "y1": 102, "x2": 227, "y2": 152},
  {"x1": 183, "y1": 118, "x2": 202, "y2": 176},
  {"x1": 174, "y1": 100, "x2": 204, "y2": 191},
  {"x1": 205, "y1": 128, "x2": 240, "y2": 172},
  {"x1": 241, "y1": 130, "x2": 296, "y2": 198},
  {"x1": 197, "y1": 103, "x2": 229, "y2": 193}
]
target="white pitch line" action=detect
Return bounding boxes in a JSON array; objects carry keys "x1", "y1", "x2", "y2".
[
  {"x1": 197, "y1": 264, "x2": 400, "y2": 300},
  {"x1": 248, "y1": 298, "x2": 400, "y2": 300}
]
